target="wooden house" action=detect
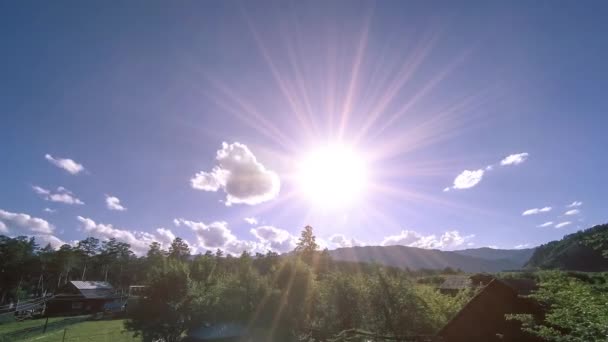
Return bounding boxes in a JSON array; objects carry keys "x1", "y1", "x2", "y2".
[
  {"x1": 46, "y1": 281, "x2": 120, "y2": 316},
  {"x1": 438, "y1": 279, "x2": 544, "y2": 342}
]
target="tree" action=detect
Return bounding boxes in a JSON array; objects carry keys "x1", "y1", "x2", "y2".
[
  {"x1": 99, "y1": 238, "x2": 133, "y2": 285},
  {"x1": 510, "y1": 271, "x2": 608, "y2": 342},
  {"x1": 295, "y1": 225, "x2": 318, "y2": 264},
  {"x1": 125, "y1": 259, "x2": 191, "y2": 342},
  {"x1": 76, "y1": 237, "x2": 100, "y2": 280},
  {"x1": 168, "y1": 238, "x2": 191, "y2": 261}
]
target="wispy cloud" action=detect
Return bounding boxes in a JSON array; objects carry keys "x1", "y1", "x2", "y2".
[
  {"x1": 522, "y1": 207, "x2": 552, "y2": 216},
  {"x1": 567, "y1": 201, "x2": 583, "y2": 208},
  {"x1": 446, "y1": 152, "x2": 529, "y2": 191},
  {"x1": 537, "y1": 221, "x2": 554, "y2": 228},
  {"x1": 564, "y1": 209, "x2": 580, "y2": 216},
  {"x1": 32, "y1": 185, "x2": 84, "y2": 205},
  {"x1": 45, "y1": 154, "x2": 84, "y2": 175},
  {"x1": 244, "y1": 217, "x2": 258, "y2": 225},
  {"x1": 43, "y1": 208, "x2": 56, "y2": 213},
  {"x1": 555, "y1": 221, "x2": 572, "y2": 228},
  {"x1": 190, "y1": 142, "x2": 280, "y2": 206},
  {"x1": 514, "y1": 243, "x2": 531, "y2": 249},
  {"x1": 500, "y1": 153, "x2": 529, "y2": 166},
  {"x1": 105, "y1": 195, "x2": 126, "y2": 211}
]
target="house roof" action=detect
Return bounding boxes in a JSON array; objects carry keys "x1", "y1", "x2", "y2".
[
  {"x1": 70, "y1": 281, "x2": 113, "y2": 290},
  {"x1": 438, "y1": 279, "x2": 544, "y2": 341},
  {"x1": 54, "y1": 281, "x2": 116, "y2": 299},
  {"x1": 439, "y1": 276, "x2": 472, "y2": 290}
]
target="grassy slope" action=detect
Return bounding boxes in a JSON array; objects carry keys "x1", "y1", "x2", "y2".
[{"x1": 0, "y1": 317, "x2": 141, "y2": 342}]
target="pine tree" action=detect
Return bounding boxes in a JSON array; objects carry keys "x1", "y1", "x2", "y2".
[
  {"x1": 295, "y1": 225, "x2": 318, "y2": 264},
  {"x1": 168, "y1": 238, "x2": 191, "y2": 261}
]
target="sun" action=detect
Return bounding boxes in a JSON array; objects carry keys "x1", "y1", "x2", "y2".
[{"x1": 297, "y1": 144, "x2": 368, "y2": 208}]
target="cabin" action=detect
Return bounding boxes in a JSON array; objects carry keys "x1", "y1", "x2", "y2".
[
  {"x1": 438, "y1": 279, "x2": 544, "y2": 342},
  {"x1": 46, "y1": 281, "x2": 121, "y2": 316}
]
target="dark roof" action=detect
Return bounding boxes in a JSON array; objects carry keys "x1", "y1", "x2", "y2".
[
  {"x1": 70, "y1": 281, "x2": 113, "y2": 290},
  {"x1": 55, "y1": 281, "x2": 116, "y2": 299},
  {"x1": 439, "y1": 279, "x2": 544, "y2": 342},
  {"x1": 499, "y1": 278, "x2": 538, "y2": 296},
  {"x1": 439, "y1": 276, "x2": 472, "y2": 290}
]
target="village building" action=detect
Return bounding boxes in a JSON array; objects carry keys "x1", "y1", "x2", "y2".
[
  {"x1": 438, "y1": 278, "x2": 544, "y2": 342},
  {"x1": 46, "y1": 281, "x2": 121, "y2": 316}
]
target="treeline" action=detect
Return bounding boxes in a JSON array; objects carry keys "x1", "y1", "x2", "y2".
[
  {"x1": 0, "y1": 226, "x2": 473, "y2": 341},
  {"x1": 126, "y1": 226, "x2": 472, "y2": 341},
  {"x1": 0, "y1": 235, "x2": 149, "y2": 303}
]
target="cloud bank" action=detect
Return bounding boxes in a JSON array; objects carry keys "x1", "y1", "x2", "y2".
[
  {"x1": 0, "y1": 209, "x2": 64, "y2": 248},
  {"x1": 381, "y1": 229, "x2": 473, "y2": 250}
]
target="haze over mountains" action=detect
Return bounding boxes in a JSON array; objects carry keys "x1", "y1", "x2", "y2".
[{"x1": 328, "y1": 246, "x2": 535, "y2": 273}]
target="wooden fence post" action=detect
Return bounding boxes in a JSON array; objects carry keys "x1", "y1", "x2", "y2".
[{"x1": 43, "y1": 316, "x2": 49, "y2": 333}]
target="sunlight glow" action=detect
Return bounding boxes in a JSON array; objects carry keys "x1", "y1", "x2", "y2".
[{"x1": 297, "y1": 144, "x2": 368, "y2": 209}]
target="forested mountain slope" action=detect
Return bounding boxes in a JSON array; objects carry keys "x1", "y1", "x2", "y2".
[
  {"x1": 453, "y1": 247, "x2": 535, "y2": 267},
  {"x1": 526, "y1": 223, "x2": 608, "y2": 271}
]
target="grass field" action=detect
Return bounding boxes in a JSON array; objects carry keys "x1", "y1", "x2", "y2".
[{"x1": 0, "y1": 317, "x2": 141, "y2": 342}]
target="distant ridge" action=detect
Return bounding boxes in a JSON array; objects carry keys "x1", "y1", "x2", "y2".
[{"x1": 327, "y1": 245, "x2": 535, "y2": 273}]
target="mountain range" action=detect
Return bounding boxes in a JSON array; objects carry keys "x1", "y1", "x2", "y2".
[{"x1": 327, "y1": 245, "x2": 535, "y2": 273}]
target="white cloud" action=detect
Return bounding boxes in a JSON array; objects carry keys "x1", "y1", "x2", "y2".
[
  {"x1": 514, "y1": 243, "x2": 530, "y2": 249},
  {"x1": 564, "y1": 209, "x2": 580, "y2": 216},
  {"x1": 442, "y1": 187, "x2": 450, "y2": 192},
  {"x1": 0, "y1": 209, "x2": 54, "y2": 234},
  {"x1": 155, "y1": 227, "x2": 176, "y2": 248},
  {"x1": 250, "y1": 226, "x2": 297, "y2": 253},
  {"x1": 45, "y1": 154, "x2": 84, "y2": 175},
  {"x1": 105, "y1": 195, "x2": 126, "y2": 211},
  {"x1": 43, "y1": 208, "x2": 56, "y2": 213},
  {"x1": 567, "y1": 201, "x2": 583, "y2": 208},
  {"x1": 190, "y1": 142, "x2": 280, "y2": 206},
  {"x1": 175, "y1": 218, "x2": 236, "y2": 249},
  {"x1": 382, "y1": 229, "x2": 473, "y2": 250},
  {"x1": 555, "y1": 221, "x2": 572, "y2": 228},
  {"x1": 328, "y1": 234, "x2": 364, "y2": 248},
  {"x1": 0, "y1": 221, "x2": 7, "y2": 234},
  {"x1": 500, "y1": 153, "x2": 529, "y2": 166},
  {"x1": 32, "y1": 185, "x2": 84, "y2": 205},
  {"x1": 452, "y1": 169, "x2": 484, "y2": 189},
  {"x1": 244, "y1": 217, "x2": 258, "y2": 225},
  {"x1": 77, "y1": 216, "x2": 157, "y2": 255},
  {"x1": 34, "y1": 234, "x2": 66, "y2": 249},
  {"x1": 522, "y1": 207, "x2": 552, "y2": 216},
  {"x1": 537, "y1": 221, "x2": 554, "y2": 228}
]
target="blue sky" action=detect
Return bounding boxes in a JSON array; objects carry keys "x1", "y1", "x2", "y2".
[{"x1": 1, "y1": 1, "x2": 607, "y2": 255}]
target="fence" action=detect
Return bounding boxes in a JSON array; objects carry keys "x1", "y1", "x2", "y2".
[{"x1": 0, "y1": 315, "x2": 91, "y2": 342}]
